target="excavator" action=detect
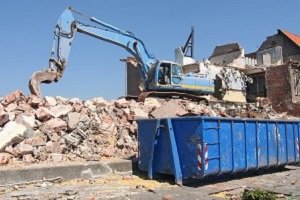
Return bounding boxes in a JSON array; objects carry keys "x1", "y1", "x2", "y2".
[{"x1": 29, "y1": 7, "x2": 215, "y2": 99}]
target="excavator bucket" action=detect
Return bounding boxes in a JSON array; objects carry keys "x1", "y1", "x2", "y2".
[{"x1": 28, "y1": 69, "x2": 58, "y2": 97}]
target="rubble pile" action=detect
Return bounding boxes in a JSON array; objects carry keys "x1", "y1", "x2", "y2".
[{"x1": 0, "y1": 90, "x2": 297, "y2": 165}]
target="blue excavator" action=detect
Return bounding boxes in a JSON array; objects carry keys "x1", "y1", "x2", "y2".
[{"x1": 29, "y1": 7, "x2": 214, "y2": 99}]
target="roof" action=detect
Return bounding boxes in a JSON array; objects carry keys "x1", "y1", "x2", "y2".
[{"x1": 279, "y1": 29, "x2": 300, "y2": 47}]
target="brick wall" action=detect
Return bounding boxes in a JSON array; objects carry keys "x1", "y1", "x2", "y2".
[{"x1": 266, "y1": 63, "x2": 300, "y2": 116}]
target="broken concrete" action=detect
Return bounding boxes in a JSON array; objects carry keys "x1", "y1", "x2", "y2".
[
  {"x1": 151, "y1": 100, "x2": 188, "y2": 118},
  {"x1": 0, "y1": 121, "x2": 27, "y2": 151},
  {"x1": 0, "y1": 90, "x2": 298, "y2": 166},
  {"x1": 43, "y1": 118, "x2": 67, "y2": 133},
  {"x1": 45, "y1": 96, "x2": 57, "y2": 106},
  {"x1": 15, "y1": 143, "x2": 33, "y2": 156},
  {"x1": 0, "y1": 112, "x2": 9, "y2": 126},
  {"x1": 15, "y1": 114, "x2": 37, "y2": 128},
  {"x1": 49, "y1": 105, "x2": 73, "y2": 118},
  {"x1": 67, "y1": 112, "x2": 81, "y2": 130}
]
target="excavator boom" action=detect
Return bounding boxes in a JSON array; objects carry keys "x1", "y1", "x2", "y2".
[{"x1": 29, "y1": 7, "x2": 156, "y2": 97}]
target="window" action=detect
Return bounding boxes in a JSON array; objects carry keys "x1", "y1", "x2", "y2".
[
  {"x1": 293, "y1": 69, "x2": 300, "y2": 96},
  {"x1": 172, "y1": 64, "x2": 182, "y2": 76}
]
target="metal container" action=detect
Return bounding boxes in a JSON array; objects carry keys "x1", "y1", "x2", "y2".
[{"x1": 137, "y1": 117, "x2": 300, "y2": 185}]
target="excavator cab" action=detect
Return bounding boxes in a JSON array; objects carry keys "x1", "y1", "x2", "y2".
[
  {"x1": 147, "y1": 61, "x2": 214, "y2": 95},
  {"x1": 157, "y1": 62, "x2": 182, "y2": 86}
]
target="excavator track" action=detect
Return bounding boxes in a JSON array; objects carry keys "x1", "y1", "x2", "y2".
[{"x1": 137, "y1": 91, "x2": 210, "y2": 103}]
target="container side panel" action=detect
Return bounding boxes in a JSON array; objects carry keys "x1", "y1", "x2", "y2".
[
  {"x1": 258, "y1": 122, "x2": 268, "y2": 167},
  {"x1": 278, "y1": 123, "x2": 287, "y2": 165},
  {"x1": 267, "y1": 122, "x2": 278, "y2": 166},
  {"x1": 293, "y1": 123, "x2": 299, "y2": 163},
  {"x1": 172, "y1": 118, "x2": 202, "y2": 178},
  {"x1": 138, "y1": 120, "x2": 174, "y2": 175},
  {"x1": 297, "y1": 123, "x2": 300, "y2": 162},
  {"x1": 203, "y1": 119, "x2": 221, "y2": 175},
  {"x1": 138, "y1": 120, "x2": 160, "y2": 171},
  {"x1": 232, "y1": 121, "x2": 246, "y2": 171},
  {"x1": 287, "y1": 123, "x2": 295, "y2": 163},
  {"x1": 219, "y1": 121, "x2": 233, "y2": 173},
  {"x1": 154, "y1": 122, "x2": 174, "y2": 174},
  {"x1": 246, "y1": 122, "x2": 257, "y2": 169}
]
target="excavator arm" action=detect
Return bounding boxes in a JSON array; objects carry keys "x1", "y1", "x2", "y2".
[{"x1": 29, "y1": 7, "x2": 157, "y2": 96}]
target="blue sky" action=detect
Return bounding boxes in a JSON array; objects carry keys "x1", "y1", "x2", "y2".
[{"x1": 1, "y1": 0, "x2": 299, "y2": 100}]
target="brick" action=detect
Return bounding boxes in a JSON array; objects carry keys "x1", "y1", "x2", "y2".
[
  {"x1": 35, "y1": 107, "x2": 52, "y2": 122},
  {"x1": 3, "y1": 90, "x2": 23, "y2": 104},
  {"x1": 5, "y1": 103, "x2": 17, "y2": 112},
  {"x1": 29, "y1": 95, "x2": 43, "y2": 106},
  {"x1": 44, "y1": 118, "x2": 67, "y2": 133},
  {"x1": 16, "y1": 103, "x2": 32, "y2": 112}
]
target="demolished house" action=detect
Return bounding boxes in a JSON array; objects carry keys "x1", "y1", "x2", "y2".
[{"x1": 245, "y1": 29, "x2": 300, "y2": 116}]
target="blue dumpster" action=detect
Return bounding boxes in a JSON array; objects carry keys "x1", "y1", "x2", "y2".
[{"x1": 137, "y1": 117, "x2": 300, "y2": 185}]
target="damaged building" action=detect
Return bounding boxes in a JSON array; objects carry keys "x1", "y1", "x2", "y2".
[
  {"x1": 245, "y1": 29, "x2": 300, "y2": 116},
  {"x1": 209, "y1": 43, "x2": 246, "y2": 69},
  {"x1": 124, "y1": 28, "x2": 300, "y2": 116}
]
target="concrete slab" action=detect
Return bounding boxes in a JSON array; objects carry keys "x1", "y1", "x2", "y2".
[{"x1": 0, "y1": 160, "x2": 132, "y2": 185}]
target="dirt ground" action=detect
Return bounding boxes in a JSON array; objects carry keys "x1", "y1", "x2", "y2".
[{"x1": 1, "y1": 165, "x2": 300, "y2": 200}]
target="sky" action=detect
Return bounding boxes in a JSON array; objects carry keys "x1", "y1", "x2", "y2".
[{"x1": 0, "y1": 0, "x2": 300, "y2": 100}]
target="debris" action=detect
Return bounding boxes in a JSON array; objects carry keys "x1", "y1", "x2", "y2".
[
  {"x1": 5, "y1": 103, "x2": 17, "y2": 112},
  {"x1": 49, "y1": 105, "x2": 73, "y2": 118},
  {"x1": 0, "y1": 112, "x2": 9, "y2": 126},
  {"x1": 35, "y1": 107, "x2": 52, "y2": 122},
  {"x1": 42, "y1": 118, "x2": 67, "y2": 133},
  {"x1": 114, "y1": 98, "x2": 129, "y2": 109},
  {"x1": 29, "y1": 135, "x2": 46, "y2": 147},
  {"x1": 49, "y1": 153, "x2": 63, "y2": 163},
  {"x1": 29, "y1": 95, "x2": 42, "y2": 106},
  {"x1": 15, "y1": 114, "x2": 37, "y2": 128},
  {"x1": 0, "y1": 90, "x2": 298, "y2": 165},
  {"x1": 0, "y1": 121, "x2": 27, "y2": 151},
  {"x1": 45, "y1": 96, "x2": 57, "y2": 106},
  {"x1": 150, "y1": 99, "x2": 188, "y2": 118},
  {"x1": 144, "y1": 97, "x2": 161, "y2": 109},
  {"x1": 67, "y1": 112, "x2": 81, "y2": 130},
  {"x1": 0, "y1": 153, "x2": 13, "y2": 165},
  {"x1": 3, "y1": 90, "x2": 23, "y2": 104},
  {"x1": 15, "y1": 143, "x2": 33, "y2": 156},
  {"x1": 23, "y1": 154, "x2": 35, "y2": 163}
]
